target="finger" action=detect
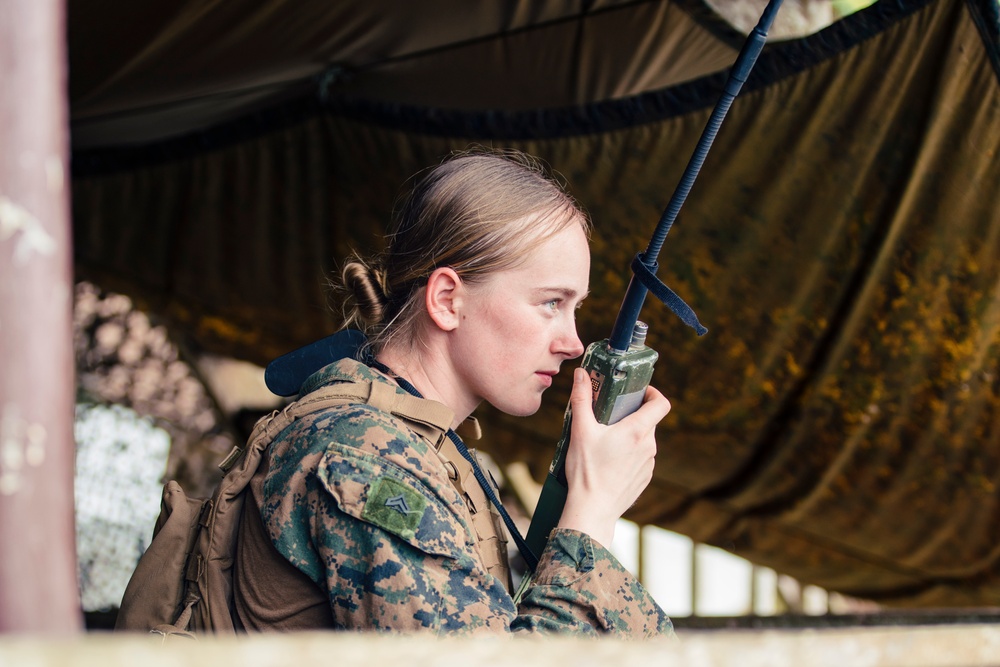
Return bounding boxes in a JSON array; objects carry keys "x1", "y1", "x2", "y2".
[
  {"x1": 626, "y1": 386, "x2": 671, "y2": 432},
  {"x1": 569, "y1": 367, "x2": 597, "y2": 425}
]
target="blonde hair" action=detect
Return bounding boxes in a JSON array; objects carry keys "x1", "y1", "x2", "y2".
[{"x1": 338, "y1": 148, "x2": 590, "y2": 353}]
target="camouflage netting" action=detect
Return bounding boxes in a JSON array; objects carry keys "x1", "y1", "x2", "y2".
[
  {"x1": 74, "y1": 403, "x2": 169, "y2": 612},
  {"x1": 73, "y1": 282, "x2": 235, "y2": 497}
]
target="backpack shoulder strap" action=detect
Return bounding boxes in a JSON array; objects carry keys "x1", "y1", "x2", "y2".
[
  {"x1": 362, "y1": 380, "x2": 454, "y2": 443},
  {"x1": 218, "y1": 380, "x2": 375, "y2": 475}
]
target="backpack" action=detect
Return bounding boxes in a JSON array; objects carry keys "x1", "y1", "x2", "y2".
[{"x1": 115, "y1": 380, "x2": 376, "y2": 638}]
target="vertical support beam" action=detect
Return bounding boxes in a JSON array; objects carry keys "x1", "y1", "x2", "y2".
[
  {"x1": 690, "y1": 542, "x2": 699, "y2": 617},
  {"x1": 636, "y1": 524, "x2": 645, "y2": 584},
  {"x1": 0, "y1": 0, "x2": 81, "y2": 632}
]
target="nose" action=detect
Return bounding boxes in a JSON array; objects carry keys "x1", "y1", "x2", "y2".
[{"x1": 554, "y1": 320, "x2": 585, "y2": 359}]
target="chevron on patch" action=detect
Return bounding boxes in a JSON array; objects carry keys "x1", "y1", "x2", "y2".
[{"x1": 385, "y1": 494, "x2": 413, "y2": 515}]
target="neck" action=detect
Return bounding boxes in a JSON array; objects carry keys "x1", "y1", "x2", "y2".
[{"x1": 376, "y1": 339, "x2": 476, "y2": 429}]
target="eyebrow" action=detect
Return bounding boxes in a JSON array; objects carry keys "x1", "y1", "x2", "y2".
[{"x1": 533, "y1": 287, "x2": 589, "y2": 301}]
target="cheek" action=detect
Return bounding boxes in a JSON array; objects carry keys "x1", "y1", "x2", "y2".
[
  {"x1": 480, "y1": 305, "x2": 543, "y2": 355},
  {"x1": 479, "y1": 298, "x2": 519, "y2": 328}
]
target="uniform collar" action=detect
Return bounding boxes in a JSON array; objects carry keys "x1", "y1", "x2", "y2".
[{"x1": 299, "y1": 357, "x2": 481, "y2": 443}]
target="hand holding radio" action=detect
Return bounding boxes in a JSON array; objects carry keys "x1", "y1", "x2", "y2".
[{"x1": 556, "y1": 367, "x2": 671, "y2": 547}]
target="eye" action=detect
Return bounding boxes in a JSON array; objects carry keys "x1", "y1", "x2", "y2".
[{"x1": 543, "y1": 299, "x2": 560, "y2": 312}]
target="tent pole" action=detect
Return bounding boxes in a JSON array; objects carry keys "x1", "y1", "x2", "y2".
[{"x1": 0, "y1": 0, "x2": 82, "y2": 633}]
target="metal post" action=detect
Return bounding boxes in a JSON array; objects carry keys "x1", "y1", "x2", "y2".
[{"x1": 0, "y1": 0, "x2": 82, "y2": 632}]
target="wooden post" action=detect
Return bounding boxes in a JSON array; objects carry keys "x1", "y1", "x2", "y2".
[{"x1": 0, "y1": 0, "x2": 82, "y2": 632}]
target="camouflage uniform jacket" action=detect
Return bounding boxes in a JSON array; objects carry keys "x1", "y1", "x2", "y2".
[{"x1": 243, "y1": 357, "x2": 672, "y2": 636}]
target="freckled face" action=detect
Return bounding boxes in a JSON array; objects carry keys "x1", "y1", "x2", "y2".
[{"x1": 449, "y1": 220, "x2": 590, "y2": 416}]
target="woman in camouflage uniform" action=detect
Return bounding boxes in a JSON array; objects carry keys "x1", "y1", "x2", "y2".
[{"x1": 234, "y1": 149, "x2": 673, "y2": 636}]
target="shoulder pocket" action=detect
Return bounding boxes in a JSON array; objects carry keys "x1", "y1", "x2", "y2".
[{"x1": 317, "y1": 443, "x2": 467, "y2": 560}]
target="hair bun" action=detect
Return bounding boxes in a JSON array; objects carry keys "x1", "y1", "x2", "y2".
[{"x1": 341, "y1": 260, "x2": 387, "y2": 325}]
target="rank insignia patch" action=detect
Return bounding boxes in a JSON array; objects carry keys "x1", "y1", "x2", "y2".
[{"x1": 361, "y1": 476, "x2": 427, "y2": 540}]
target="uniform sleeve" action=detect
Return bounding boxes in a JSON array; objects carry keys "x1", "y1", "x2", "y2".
[
  {"x1": 262, "y1": 417, "x2": 671, "y2": 636},
  {"x1": 514, "y1": 528, "x2": 674, "y2": 637}
]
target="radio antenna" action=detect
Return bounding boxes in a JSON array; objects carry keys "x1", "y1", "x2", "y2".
[{"x1": 607, "y1": 0, "x2": 785, "y2": 351}]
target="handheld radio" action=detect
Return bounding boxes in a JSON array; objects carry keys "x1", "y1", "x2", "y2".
[{"x1": 523, "y1": 0, "x2": 785, "y2": 561}]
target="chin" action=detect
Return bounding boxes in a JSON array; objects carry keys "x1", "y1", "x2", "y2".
[{"x1": 491, "y1": 395, "x2": 544, "y2": 417}]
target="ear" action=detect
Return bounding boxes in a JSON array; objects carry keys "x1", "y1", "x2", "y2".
[{"x1": 425, "y1": 267, "x2": 463, "y2": 331}]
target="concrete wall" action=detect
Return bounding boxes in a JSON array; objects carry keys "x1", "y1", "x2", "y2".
[{"x1": 3, "y1": 624, "x2": 1000, "y2": 667}]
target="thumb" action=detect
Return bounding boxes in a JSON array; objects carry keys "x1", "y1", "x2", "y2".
[{"x1": 569, "y1": 367, "x2": 596, "y2": 423}]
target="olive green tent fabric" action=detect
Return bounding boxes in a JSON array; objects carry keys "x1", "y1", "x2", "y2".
[
  {"x1": 68, "y1": 0, "x2": 738, "y2": 148},
  {"x1": 70, "y1": 0, "x2": 1000, "y2": 605}
]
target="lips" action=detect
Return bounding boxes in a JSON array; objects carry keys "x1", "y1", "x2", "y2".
[{"x1": 536, "y1": 370, "x2": 557, "y2": 387}]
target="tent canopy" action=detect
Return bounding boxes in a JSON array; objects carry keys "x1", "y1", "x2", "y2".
[
  {"x1": 68, "y1": 0, "x2": 1000, "y2": 607},
  {"x1": 70, "y1": 0, "x2": 838, "y2": 149}
]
